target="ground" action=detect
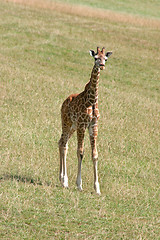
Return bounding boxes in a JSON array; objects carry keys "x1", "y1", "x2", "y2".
[{"x1": 0, "y1": 0, "x2": 160, "y2": 239}]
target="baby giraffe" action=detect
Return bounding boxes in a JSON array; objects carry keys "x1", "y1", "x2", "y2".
[{"x1": 58, "y1": 47, "x2": 112, "y2": 194}]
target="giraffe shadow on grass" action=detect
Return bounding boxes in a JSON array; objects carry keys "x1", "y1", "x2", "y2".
[{"x1": 0, "y1": 174, "x2": 51, "y2": 186}]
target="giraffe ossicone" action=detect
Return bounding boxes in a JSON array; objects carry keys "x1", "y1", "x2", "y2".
[{"x1": 58, "y1": 47, "x2": 112, "y2": 194}]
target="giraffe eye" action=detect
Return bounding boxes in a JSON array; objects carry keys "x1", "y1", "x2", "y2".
[{"x1": 95, "y1": 57, "x2": 100, "y2": 61}]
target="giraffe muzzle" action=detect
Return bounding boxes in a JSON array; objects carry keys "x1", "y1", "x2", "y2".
[{"x1": 100, "y1": 64, "x2": 105, "y2": 70}]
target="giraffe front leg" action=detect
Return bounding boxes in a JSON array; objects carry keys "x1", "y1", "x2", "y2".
[
  {"x1": 76, "y1": 126, "x2": 86, "y2": 191},
  {"x1": 89, "y1": 119, "x2": 101, "y2": 195},
  {"x1": 58, "y1": 127, "x2": 75, "y2": 188}
]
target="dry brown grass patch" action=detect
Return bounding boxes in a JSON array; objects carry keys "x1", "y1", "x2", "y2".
[{"x1": 5, "y1": 0, "x2": 160, "y2": 29}]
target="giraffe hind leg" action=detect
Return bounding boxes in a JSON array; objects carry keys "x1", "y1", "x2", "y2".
[
  {"x1": 58, "y1": 128, "x2": 75, "y2": 188},
  {"x1": 59, "y1": 140, "x2": 68, "y2": 188}
]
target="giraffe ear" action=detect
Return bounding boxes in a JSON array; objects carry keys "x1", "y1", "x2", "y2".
[
  {"x1": 105, "y1": 51, "x2": 112, "y2": 59},
  {"x1": 89, "y1": 50, "x2": 96, "y2": 57}
]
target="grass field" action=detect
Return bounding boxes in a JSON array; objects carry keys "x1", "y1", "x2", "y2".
[
  {"x1": 54, "y1": 0, "x2": 160, "y2": 19},
  {"x1": 0, "y1": 0, "x2": 160, "y2": 239}
]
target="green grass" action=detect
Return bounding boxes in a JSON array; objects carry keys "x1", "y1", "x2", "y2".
[
  {"x1": 54, "y1": 0, "x2": 160, "y2": 19},
  {"x1": 0, "y1": 0, "x2": 160, "y2": 239}
]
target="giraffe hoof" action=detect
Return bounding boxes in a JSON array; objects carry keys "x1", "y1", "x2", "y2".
[
  {"x1": 94, "y1": 182, "x2": 101, "y2": 195},
  {"x1": 62, "y1": 176, "x2": 68, "y2": 188},
  {"x1": 62, "y1": 183, "x2": 69, "y2": 188},
  {"x1": 76, "y1": 179, "x2": 83, "y2": 191},
  {"x1": 96, "y1": 190, "x2": 101, "y2": 195},
  {"x1": 77, "y1": 186, "x2": 83, "y2": 192}
]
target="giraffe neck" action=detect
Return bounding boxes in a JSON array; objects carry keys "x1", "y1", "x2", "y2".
[{"x1": 84, "y1": 64, "x2": 100, "y2": 107}]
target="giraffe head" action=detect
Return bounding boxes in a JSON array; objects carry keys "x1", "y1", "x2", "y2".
[{"x1": 89, "y1": 47, "x2": 112, "y2": 70}]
